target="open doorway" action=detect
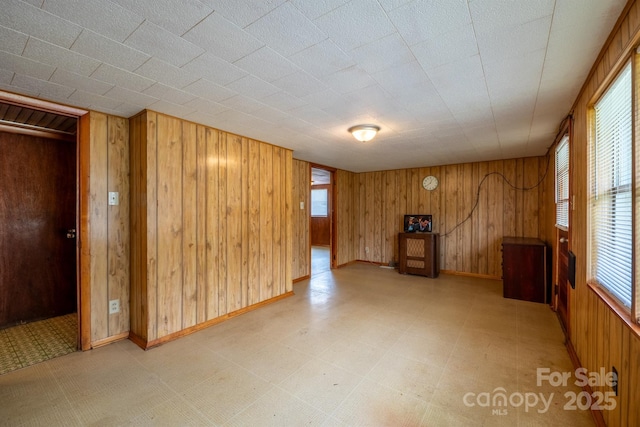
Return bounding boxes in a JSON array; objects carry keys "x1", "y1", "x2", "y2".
[
  {"x1": 0, "y1": 93, "x2": 86, "y2": 374},
  {"x1": 553, "y1": 120, "x2": 571, "y2": 337},
  {"x1": 310, "y1": 166, "x2": 335, "y2": 276}
]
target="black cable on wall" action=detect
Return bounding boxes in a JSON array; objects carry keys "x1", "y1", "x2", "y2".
[{"x1": 441, "y1": 155, "x2": 551, "y2": 238}]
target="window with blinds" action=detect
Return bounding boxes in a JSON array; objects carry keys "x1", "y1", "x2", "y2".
[
  {"x1": 590, "y1": 62, "x2": 633, "y2": 309},
  {"x1": 555, "y1": 135, "x2": 569, "y2": 229}
]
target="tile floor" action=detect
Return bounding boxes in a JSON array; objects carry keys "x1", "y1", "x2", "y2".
[
  {"x1": 312, "y1": 245, "x2": 331, "y2": 275},
  {"x1": 0, "y1": 264, "x2": 594, "y2": 426},
  {"x1": 0, "y1": 313, "x2": 76, "y2": 375}
]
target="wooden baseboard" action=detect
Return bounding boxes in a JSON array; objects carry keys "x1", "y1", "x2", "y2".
[
  {"x1": 130, "y1": 291, "x2": 295, "y2": 350},
  {"x1": 293, "y1": 275, "x2": 310, "y2": 283},
  {"x1": 355, "y1": 259, "x2": 386, "y2": 266},
  {"x1": 440, "y1": 269, "x2": 501, "y2": 280},
  {"x1": 565, "y1": 339, "x2": 606, "y2": 427},
  {"x1": 335, "y1": 260, "x2": 357, "y2": 268},
  {"x1": 91, "y1": 331, "x2": 129, "y2": 349}
]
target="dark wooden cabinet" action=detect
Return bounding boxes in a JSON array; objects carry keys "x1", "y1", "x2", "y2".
[
  {"x1": 398, "y1": 233, "x2": 439, "y2": 278},
  {"x1": 502, "y1": 237, "x2": 547, "y2": 303}
]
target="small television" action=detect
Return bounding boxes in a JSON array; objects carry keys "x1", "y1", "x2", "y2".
[{"x1": 403, "y1": 214, "x2": 432, "y2": 233}]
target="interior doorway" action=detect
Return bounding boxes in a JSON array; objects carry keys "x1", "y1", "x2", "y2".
[
  {"x1": 553, "y1": 120, "x2": 571, "y2": 338},
  {"x1": 0, "y1": 92, "x2": 88, "y2": 372},
  {"x1": 310, "y1": 165, "x2": 336, "y2": 276}
]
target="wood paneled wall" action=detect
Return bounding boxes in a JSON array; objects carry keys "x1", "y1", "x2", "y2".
[
  {"x1": 543, "y1": 2, "x2": 640, "y2": 425},
  {"x1": 335, "y1": 169, "x2": 358, "y2": 266},
  {"x1": 347, "y1": 158, "x2": 547, "y2": 277},
  {"x1": 129, "y1": 111, "x2": 292, "y2": 347},
  {"x1": 292, "y1": 159, "x2": 310, "y2": 280},
  {"x1": 88, "y1": 112, "x2": 130, "y2": 344}
]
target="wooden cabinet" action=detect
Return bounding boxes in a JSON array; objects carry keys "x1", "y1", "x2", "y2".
[
  {"x1": 398, "y1": 233, "x2": 439, "y2": 278},
  {"x1": 502, "y1": 237, "x2": 547, "y2": 303}
]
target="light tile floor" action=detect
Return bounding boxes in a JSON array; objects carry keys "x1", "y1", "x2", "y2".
[
  {"x1": 312, "y1": 246, "x2": 331, "y2": 275},
  {"x1": 0, "y1": 264, "x2": 595, "y2": 426}
]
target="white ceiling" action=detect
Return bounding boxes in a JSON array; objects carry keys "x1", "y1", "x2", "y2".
[{"x1": 0, "y1": 0, "x2": 626, "y2": 172}]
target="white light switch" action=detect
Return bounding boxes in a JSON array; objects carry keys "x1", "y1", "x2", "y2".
[
  {"x1": 300, "y1": 201, "x2": 304, "y2": 210},
  {"x1": 108, "y1": 192, "x2": 119, "y2": 206}
]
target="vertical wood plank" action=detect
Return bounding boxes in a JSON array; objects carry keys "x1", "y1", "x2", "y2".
[
  {"x1": 479, "y1": 161, "x2": 490, "y2": 275},
  {"x1": 417, "y1": 167, "x2": 429, "y2": 212},
  {"x1": 503, "y1": 159, "x2": 517, "y2": 238},
  {"x1": 515, "y1": 158, "x2": 524, "y2": 236},
  {"x1": 272, "y1": 147, "x2": 283, "y2": 297},
  {"x1": 373, "y1": 171, "x2": 383, "y2": 262},
  {"x1": 607, "y1": 312, "x2": 622, "y2": 426},
  {"x1": 359, "y1": 174, "x2": 367, "y2": 260},
  {"x1": 284, "y1": 150, "x2": 293, "y2": 291},
  {"x1": 226, "y1": 134, "x2": 243, "y2": 312},
  {"x1": 336, "y1": 169, "x2": 354, "y2": 266},
  {"x1": 523, "y1": 157, "x2": 540, "y2": 237},
  {"x1": 107, "y1": 116, "x2": 129, "y2": 336},
  {"x1": 444, "y1": 165, "x2": 457, "y2": 271},
  {"x1": 195, "y1": 125, "x2": 207, "y2": 324},
  {"x1": 241, "y1": 137, "x2": 250, "y2": 305},
  {"x1": 156, "y1": 114, "x2": 183, "y2": 338},
  {"x1": 260, "y1": 144, "x2": 274, "y2": 301},
  {"x1": 297, "y1": 160, "x2": 310, "y2": 278},
  {"x1": 383, "y1": 170, "x2": 396, "y2": 265},
  {"x1": 218, "y1": 132, "x2": 228, "y2": 315},
  {"x1": 182, "y1": 121, "x2": 197, "y2": 329},
  {"x1": 621, "y1": 326, "x2": 631, "y2": 427},
  {"x1": 409, "y1": 168, "x2": 421, "y2": 212},
  {"x1": 248, "y1": 140, "x2": 261, "y2": 305},
  {"x1": 128, "y1": 113, "x2": 141, "y2": 339},
  {"x1": 628, "y1": 328, "x2": 640, "y2": 427},
  {"x1": 145, "y1": 112, "x2": 158, "y2": 341},
  {"x1": 89, "y1": 112, "x2": 108, "y2": 342},
  {"x1": 396, "y1": 169, "x2": 408, "y2": 263},
  {"x1": 461, "y1": 163, "x2": 474, "y2": 273},
  {"x1": 241, "y1": 138, "x2": 250, "y2": 307},
  {"x1": 205, "y1": 128, "x2": 219, "y2": 319},
  {"x1": 488, "y1": 161, "x2": 503, "y2": 277}
]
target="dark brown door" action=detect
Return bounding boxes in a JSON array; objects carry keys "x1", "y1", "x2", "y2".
[
  {"x1": 0, "y1": 131, "x2": 77, "y2": 327},
  {"x1": 310, "y1": 184, "x2": 331, "y2": 246},
  {"x1": 556, "y1": 229, "x2": 569, "y2": 334}
]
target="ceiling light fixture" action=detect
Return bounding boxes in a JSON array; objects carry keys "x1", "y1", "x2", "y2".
[{"x1": 348, "y1": 124, "x2": 380, "y2": 142}]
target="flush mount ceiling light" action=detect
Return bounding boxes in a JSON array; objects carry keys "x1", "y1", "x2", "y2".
[{"x1": 348, "y1": 124, "x2": 380, "y2": 142}]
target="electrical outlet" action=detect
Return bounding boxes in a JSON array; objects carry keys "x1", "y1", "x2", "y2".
[
  {"x1": 365, "y1": 246, "x2": 370, "y2": 253},
  {"x1": 108, "y1": 191, "x2": 119, "y2": 206},
  {"x1": 109, "y1": 299, "x2": 120, "y2": 314}
]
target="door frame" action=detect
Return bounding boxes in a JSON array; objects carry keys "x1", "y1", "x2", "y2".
[
  {"x1": 0, "y1": 91, "x2": 90, "y2": 350},
  {"x1": 552, "y1": 116, "x2": 572, "y2": 337},
  {"x1": 310, "y1": 163, "x2": 338, "y2": 270}
]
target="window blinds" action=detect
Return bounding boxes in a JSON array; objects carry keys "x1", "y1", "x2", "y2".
[
  {"x1": 555, "y1": 135, "x2": 569, "y2": 229},
  {"x1": 591, "y1": 62, "x2": 633, "y2": 308}
]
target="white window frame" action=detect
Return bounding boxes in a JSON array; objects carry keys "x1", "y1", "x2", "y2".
[
  {"x1": 589, "y1": 60, "x2": 635, "y2": 319},
  {"x1": 555, "y1": 135, "x2": 570, "y2": 230}
]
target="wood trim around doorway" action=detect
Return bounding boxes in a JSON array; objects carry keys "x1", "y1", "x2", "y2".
[
  {"x1": 78, "y1": 113, "x2": 91, "y2": 351},
  {"x1": 310, "y1": 163, "x2": 338, "y2": 269},
  {"x1": 0, "y1": 90, "x2": 90, "y2": 351}
]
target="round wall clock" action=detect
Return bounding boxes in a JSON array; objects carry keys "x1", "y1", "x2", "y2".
[{"x1": 422, "y1": 175, "x2": 438, "y2": 190}]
